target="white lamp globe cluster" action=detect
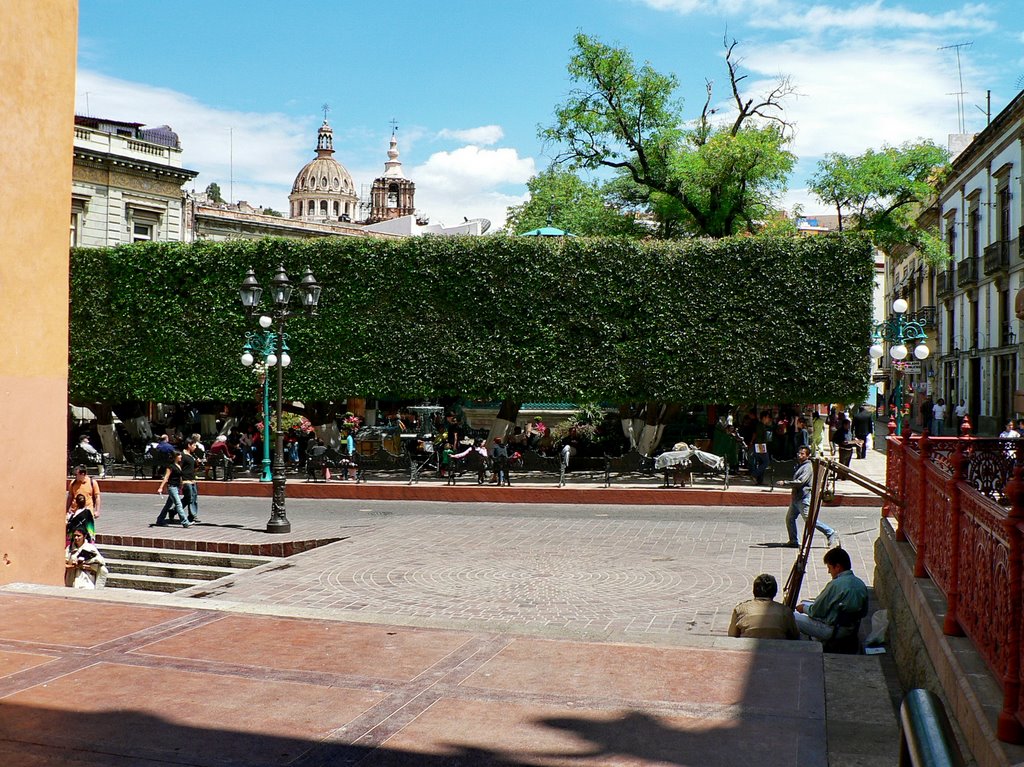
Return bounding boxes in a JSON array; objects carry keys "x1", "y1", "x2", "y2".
[{"x1": 869, "y1": 299, "x2": 930, "y2": 362}]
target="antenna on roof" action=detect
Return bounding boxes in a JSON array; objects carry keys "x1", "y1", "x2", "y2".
[
  {"x1": 939, "y1": 41, "x2": 973, "y2": 133},
  {"x1": 974, "y1": 90, "x2": 991, "y2": 126}
]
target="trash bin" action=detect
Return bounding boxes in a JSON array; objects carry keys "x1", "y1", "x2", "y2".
[{"x1": 838, "y1": 446, "x2": 854, "y2": 467}]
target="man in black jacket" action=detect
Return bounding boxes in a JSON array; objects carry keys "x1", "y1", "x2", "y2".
[{"x1": 852, "y1": 406, "x2": 874, "y2": 459}]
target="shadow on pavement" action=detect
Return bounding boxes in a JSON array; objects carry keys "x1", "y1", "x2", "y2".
[{"x1": 0, "y1": 702, "x2": 753, "y2": 767}]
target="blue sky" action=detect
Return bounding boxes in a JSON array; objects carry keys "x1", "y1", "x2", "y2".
[{"x1": 77, "y1": 0, "x2": 1024, "y2": 229}]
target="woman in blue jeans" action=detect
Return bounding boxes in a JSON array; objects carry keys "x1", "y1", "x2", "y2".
[{"x1": 155, "y1": 451, "x2": 191, "y2": 527}]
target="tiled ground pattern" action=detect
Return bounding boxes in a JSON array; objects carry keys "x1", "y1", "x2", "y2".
[{"x1": 0, "y1": 593, "x2": 826, "y2": 767}]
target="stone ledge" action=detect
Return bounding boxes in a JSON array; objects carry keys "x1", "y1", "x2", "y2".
[{"x1": 875, "y1": 519, "x2": 1024, "y2": 767}]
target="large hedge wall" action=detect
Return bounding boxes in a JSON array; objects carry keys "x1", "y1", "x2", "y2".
[{"x1": 69, "y1": 233, "x2": 874, "y2": 405}]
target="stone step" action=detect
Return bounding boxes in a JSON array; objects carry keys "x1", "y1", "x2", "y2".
[
  {"x1": 104, "y1": 558, "x2": 239, "y2": 582},
  {"x1": 99, "y1": 544, "x2": 274, "y2": 570},
  {"x1": 103, "y1": 572, "x2": 206, "y2": 593}
]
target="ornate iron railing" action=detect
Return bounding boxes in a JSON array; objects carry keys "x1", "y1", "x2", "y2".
[
  {"x1": 886, "y1": 427, "x2": 1024, "y2": 744},
  {"x1": 957, "y1": 257, "x2": 979, "y2": 288}
]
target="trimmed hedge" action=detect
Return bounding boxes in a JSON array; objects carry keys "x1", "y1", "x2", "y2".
[{"x1": 69, "y1": 233, "x2": 874, "y2": 404}]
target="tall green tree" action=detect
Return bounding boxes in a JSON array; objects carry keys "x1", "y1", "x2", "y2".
[
  {"x1": 541, "y1": 34, "x2": 796, "y2": 238},
  {"x1": 205, "y1": 182, "x2": 225, "y2": 203},
  {"x1": 808, "y1": 141, "x2": 950, "y2": 261},
  {"x1": 505, "y1": 167, "x2": 643, "y2": 236}
]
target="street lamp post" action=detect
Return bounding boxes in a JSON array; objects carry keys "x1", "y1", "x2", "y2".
[
  {"x1": 239, "y1": 265, "x2": 321, "y2": 533},
  {"x1": 241, "y1": 323, "x2": 290, "y2": 483},
  {"x1": 869, "y1": 298, "x2": 930, "y2": 436}
]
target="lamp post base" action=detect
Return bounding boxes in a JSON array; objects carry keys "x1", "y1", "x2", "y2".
[
  {"x1": 260, "y1": 459, "x2": 272, "y2": 482},
  {"x1": 266, "y1": 517, "x2": 291, "y2": 534},
  {"x1": 266, "y1": 468, "x2": 290, "y2": 533}
]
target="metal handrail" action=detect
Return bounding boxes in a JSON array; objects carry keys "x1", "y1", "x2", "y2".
[{"x1": 898, "y1": 689, "x2": 966, "y2": 767}]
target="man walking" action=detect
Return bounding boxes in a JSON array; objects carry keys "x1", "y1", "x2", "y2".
[
  {"x1": 782, "y1": 446, "x2": 839, "y2": 548},
  {"x1": 852, "y1": 405, "x2": 873, "y2": 459},
  {"x1": 794, "y1": 547, "x2": 868, "y2": 641},
  {"x1": 181, "y1": 437, "x2": 201, "y2": 524}
]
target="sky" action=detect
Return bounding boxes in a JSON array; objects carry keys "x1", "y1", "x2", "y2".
[{"x1": 76, "y1": 0, "x2": 1024, "y2": 230}]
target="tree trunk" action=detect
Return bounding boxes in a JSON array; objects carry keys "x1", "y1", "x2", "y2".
[
  {"x1": 620, "y1": 402, "x2": 680, "y2": 455},
  {"x1": 303, "y1": 401, "x2": 342, "y2": 449},
  {"x1": 90, "y1": 403, "x2": 124, "y2": 461},
  {"x1": 488, "y1": 399, "x2": 521, "y2": 447}
]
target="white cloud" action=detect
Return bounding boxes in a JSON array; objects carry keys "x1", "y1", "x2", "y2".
[
  {"x1": 436, "y1": 125, "x2": 505, "y2": 146},
  {"x1": 636, "y1": 0, "x2": 995, "y2": 33},
  {"x1": 762, "y1": 2, "x2": 995, "y2": 33},
  {"x1": 410, "y1": 146, "x2": 536, "y2": 229},
  {"x1": 76, "y1": 70, "x2": 309, "y2": 206},
  {"x1": 75, "y1": 70, "x2": 533, "y2": 230},
  {"x1": 737, "y1": 36, "x2": 973, "y2": 159}
]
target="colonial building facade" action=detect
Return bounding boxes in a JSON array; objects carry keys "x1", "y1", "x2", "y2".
[
  {"x1": 71, "y1": 116, "x2": 198, "y2": 247},
  {"x1": 926, "y1": 91, "x2": 1023, "y2": 434}
]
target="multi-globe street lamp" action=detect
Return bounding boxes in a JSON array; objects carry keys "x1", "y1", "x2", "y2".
[
  {"x1": 239, "y1": 265, "x2": 321, "y2": 533},
  {"x1": 868, "y1": 298, "x2": 930, "y2": 436},
  {"x1": 241, "y1": 324, "x2": 290, "y2": 483}
]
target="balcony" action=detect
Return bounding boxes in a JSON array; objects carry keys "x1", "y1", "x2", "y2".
[
  {"x1": 957, "y1": 257, "x2": 979, "y2": 288},
  {"x1": 909, "y1": 305, "x2": 937, "y2": 328},
  {"x1": 983, "y1": 240, "x2": 1010, "y2": 275},
  {"x1": 936, "y1": 270, "x2": 953, "y2": 297}
]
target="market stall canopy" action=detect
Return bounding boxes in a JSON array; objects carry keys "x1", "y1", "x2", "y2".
[{"x1": 519, "y1": 226, "x2": 577, "y2": 237}]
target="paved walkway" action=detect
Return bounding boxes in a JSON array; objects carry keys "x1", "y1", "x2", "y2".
[
  {"x1": 0, "y1": 446, "x2": 898, "y2": 765},
  {"x1": 0, "y1": 591, "x2": 830, "y2": 767}
]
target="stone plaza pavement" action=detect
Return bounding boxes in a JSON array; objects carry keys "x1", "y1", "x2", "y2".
[{"x1": 0, "y1": 449, "x2": 897, "y2": 765}]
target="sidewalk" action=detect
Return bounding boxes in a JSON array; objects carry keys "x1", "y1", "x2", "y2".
[
  {"x1": 95, "y1": 446, "x2": 889, "y2": 509},
  {"x1": 0, "y1": 589, "x2": 834, "y2": 766},
  {"x1": 2, "y1": 443, "x2": 898, "y2": 766}
]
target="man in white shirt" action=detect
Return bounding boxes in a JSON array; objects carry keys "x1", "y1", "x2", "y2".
[
  {"x1": 931, "y1": 398, "x2": 946, "y2": 437},
  {"x1": 953, "y1": 400, "x2": 968, "y2": 434}
]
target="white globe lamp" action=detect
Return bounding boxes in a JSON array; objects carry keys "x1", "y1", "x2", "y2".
[
  {"x1": 914, "y1": 344, "x2": 930, "y2": 360},
  {"x1": 890, "y1": 344, "x2": 909, "y2": 360},
  {"x1": 892, "y1": 298, "x2": 909, "y2": 314},
  {"x1": 869, "y1": 343, "x2": 884, "y2": 359}
]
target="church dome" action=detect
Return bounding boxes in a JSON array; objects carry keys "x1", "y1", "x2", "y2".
[
  {"x1": 288, "y1": 118, "x2": 360, "y2": 222},
  {"x1": 291, "y1": 155, "x2": 356, "y2": 196},
  {"x1": 290, "y1": 120, "x2": 356, "y2": 195}
]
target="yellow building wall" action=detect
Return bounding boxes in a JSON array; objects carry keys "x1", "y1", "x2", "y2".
[{"x1": 0, "y1": 2, "x2": 78, "y2": 585}]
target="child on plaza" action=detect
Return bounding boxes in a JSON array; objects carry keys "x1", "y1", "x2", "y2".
[{"x1": 440, "y1": 443, "x2": 453, "y2": 477}]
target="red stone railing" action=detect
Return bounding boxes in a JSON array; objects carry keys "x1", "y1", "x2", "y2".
[{"x1": 886, "y1": 420, "x2": 1024, "y2": 743}]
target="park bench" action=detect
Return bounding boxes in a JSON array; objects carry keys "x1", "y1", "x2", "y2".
[
  {"x1": 306, "y1": 447, "x2": 354, "y2": 482},
  {"x1": 767, "y1": 458, "x2": 798, "y2": 491},
  {"x1": 124, "y1": 448, "x2": 174, "y2": 480},
  {"x1": 508, "y1": 449, "x2": 565, "y2": 486},
  {"x1": 71, "y1": 445, "x2": 110, "y2": 477},
  {"x1": 655, "y1": 448, "x2": 730, "y2": 490},
  {"x1": 353, "y1": 446, "x2": 409, "y2": 483},
  {"x1": 205, "y1": 452, "x2": 235, "y2": 480},
  {"x1": 603, "y1": 449, "x2": 658, "y2": 487}
]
